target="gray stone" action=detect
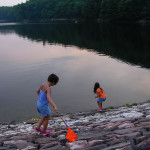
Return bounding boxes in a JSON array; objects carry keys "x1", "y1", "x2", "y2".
[
  {"x1": 26, "y1": 134, "x2": 42, "y2": 142},
  {"x1": 66, "y1": 140, "x2": 89, "y2": 150},
  {"x1": 4, "y1": 144, "x2": 17, "y2": 149},
  {"x1": 146, "y1": 115, "x2": 150, "y2": 119},
  {"x1": 57, "y1": 134, "x2": 66, "y2": 140},
  {"x1": 56, "y1": 130, "x2": 67, "y2": 135},
  {"x1": 121, "y1": 112, "x2": 143, "y2": 119},
  {"x1": 118, "y1": 122, "x2": 134, "y2": 129},
  {"x1": 34, "y1": 137, "x2": 55, "y2": 144},
  {"x1": 77, "y1": 132, "x2": 99, "y2": 141},
  {"x1": 134, "y1": 136, "x2": 148, "y2": 144},
  {"x1": 40, "y1": 141, "x2": 61, "y2": 149},
  {"x1": 0, "y1": 147, "x2": 7, "y2": 150},
  {"x1": 111, "y1": 118, "x2": 126, "y2": 122},
  {"x1": 115, "y1": 145, "x2": 133, "y2": 150},
  {"x1": 136, "y1": 139, "x2": 150, "y2": 150},
  {"x1": 73, "y1": 122, "x2": 83, "y2": 126},
  {"x1": 4, "y1": 140, "x2": 36, "y2": 149},
  {"x1": 135, "y1": 121, "x2": 150, "y2": 127},
  {"x1": 41, "y1": 145, "x2": 66, "y2": 150},
  {"x1": 106, "y1": 137, "x2": 125, "y2": 146},
  {"x1": 0, "y1": 142, "x2": 3, "y2": 147},
  {"x1": 104, "y1": 124, "x2": 118, "y2": 131},
  {"x1": 88, "y1": 140, "x2": 104, "y2": 146},
  {"x1": 124, "y1": 132, "x2": 141, "y2": 140},
  {"x1": 22, "y1": 145, "x2": 37, "y2": 150},
  {"x1": 9, "y1": 135, "x2": 28, "y2": 140},
  {"x1": 102, "y1": 142, "x2": 131, "y2": 150},
  {"x1": 114, "y1": 127, "x2": 142, "y2": 135},
  {"x1": 85, "y1": 144, "x2": 107, "y2": 150},
  {"x1": 143, "y1": 125, "x2": 150, "y2": 131},
  {"x1": 143, "y1": 131, "x2": 150, "y2": 137}
]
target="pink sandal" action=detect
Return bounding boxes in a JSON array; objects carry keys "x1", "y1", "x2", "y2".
[
  {"x1": 35, "y1": 127, "x2": 43, "y2": 133},
  {"x1": 98, "y1": 108, "x2": 103, "y2": 111},
  {"x1": 42, "y1": 130, "x2": 53, "y2": 136}
]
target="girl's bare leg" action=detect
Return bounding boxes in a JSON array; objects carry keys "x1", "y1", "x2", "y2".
[
  {"x1": 37, "y1": 117, "x2": 45, "y2": 129},
  {"x1": 43, "y1": 115, "x2": 50, "y2": 132},
  {"x1": 100, "y1": 102, "x2": 102, "y2": 109},
  {"x1": 97, "y1": 101, "x2": 102, "y2": 109}
]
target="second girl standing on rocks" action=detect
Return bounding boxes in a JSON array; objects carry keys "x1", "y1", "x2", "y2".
[
  {"x1": 94, "y1": 82, "x2": 106, "y2": 111},
  {"x1": 35, "y1": 73, "x2": 59, "y2": 136}
]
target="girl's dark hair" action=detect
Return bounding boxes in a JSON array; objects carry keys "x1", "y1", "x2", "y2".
[
  {"x1": 48, "y1": 74, "x2": 59, "y2": 85},
  {"x1": 94, "y1": 82, "x2": 103, "y2": 93}
]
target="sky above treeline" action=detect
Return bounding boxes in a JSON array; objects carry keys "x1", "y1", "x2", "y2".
[{"x1": 0, "y1": 0, "x2": 26, "y2": 6}]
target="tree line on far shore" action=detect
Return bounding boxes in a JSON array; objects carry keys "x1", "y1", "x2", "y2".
[{"x1": 0, "y1": 0, "x2": 150, "y2": 23}]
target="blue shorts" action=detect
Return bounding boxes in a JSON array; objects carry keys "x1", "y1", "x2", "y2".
[
  {"x1": 37, "y1": 102, "x2": 51, "y2": 117},
  {"x1": 97, "y1": 98, "x2": 106, "y2": 103}
]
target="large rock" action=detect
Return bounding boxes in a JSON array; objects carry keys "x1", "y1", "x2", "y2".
[
  {"x1": 136, "y1": 139, "x2": 150, "y2": 150},
  {"x1": 102, "y1": 142, "x2": 131, "y2": 150},
  {"x1": 66, "y1": 140, "x2": 89, "y2": 150},
  {"x1": 40, "y1": 141, "x2": 61, "y2": 149},
  {"x1": 88, "y1": 140, "x2": 104, "y2": 146},
  {"x1": 9, "y1": 135, "x2": 28, "y2": 140},
  {"x1": 0, "y1": 147, "x2": 8, "y2": 150},
  {"x1": 3, "y1": 140, "x2": 37, "y2": 149},
  {"x1": 84, "y1": 144, "x2": 107, "y2": 150},
  {"x1": 106, "y1": 137, "x2": 125, "y2": 146},
  {"x1": 123, "y1": 132, "x2": 141, "y2": 140},
  {"x1": 118, "y1": 122, "x2": 134, "y2": 129},
  {"x1": 34, "y1": 137, "x2": 55, "y2": 144},
  {"x1": 134, "y1": 136, "x2": 148, "y2": 144},
  {"x1": 114, "y1": 127, "x2": 143, "y2": 135},
  {"x1": 121, "y1": 111, "x2": 143, "y2": 119}
]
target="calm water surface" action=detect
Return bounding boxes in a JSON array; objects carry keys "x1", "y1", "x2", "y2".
[{"x1": 0, "y1": 23, "x2": 150, "y2": 123}]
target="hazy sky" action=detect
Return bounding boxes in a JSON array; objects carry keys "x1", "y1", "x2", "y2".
[{"x1": 0, "y1": 0, "x2": 26, "y2": 6}]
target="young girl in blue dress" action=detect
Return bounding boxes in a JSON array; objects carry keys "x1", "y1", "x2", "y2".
[{"x1": 35, "y1": 73, "x2": 59, "y2": 136}]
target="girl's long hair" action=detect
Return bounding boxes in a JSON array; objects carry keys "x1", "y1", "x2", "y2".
[{"x1": 94, "y1": 82, "x2": 103, "y2": 93}]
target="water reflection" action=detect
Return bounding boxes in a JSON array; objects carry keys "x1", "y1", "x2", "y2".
[
  {"x1": 0, "y1": 23, "x2": 150, "y2": 123},
  {"x1": 0, "y1": 23, "x2": 150, "y2": 68}
]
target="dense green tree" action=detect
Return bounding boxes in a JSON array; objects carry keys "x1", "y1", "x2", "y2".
[
  {"x1": 100, "y1": 0, "x2": 120, "y2": 21},
  {"x1": 13, "y1": 4, "x2": 26, "y2": 21},
  {"x1": 82, "y1": 0, "x2": 101, "y2": 20},
  {"x1": 0, "y1": 7, "x2": 14, "y2": 21},
  {"x1": 0, "y1": 0, "x2": 149, "y2": 23},
  {"x1": 118, "y1": 0, "x2": 144, "y2": 21},
  {"x1": 142, "y1": 0, "x2": 150, "y2": 20}
]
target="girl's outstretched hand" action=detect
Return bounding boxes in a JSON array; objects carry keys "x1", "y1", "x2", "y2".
[{"x1": 54, "y1": 106, "x2": 58, "y2": 113}]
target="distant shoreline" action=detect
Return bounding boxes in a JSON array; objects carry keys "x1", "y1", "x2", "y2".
[{"x1": 0, "y1": 19, "x2": 150, "y2": 26}]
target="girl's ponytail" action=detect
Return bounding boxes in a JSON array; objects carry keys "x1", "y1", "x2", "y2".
[{"x1": 94, "y1": 82, "x2": 100, "y2": 93}]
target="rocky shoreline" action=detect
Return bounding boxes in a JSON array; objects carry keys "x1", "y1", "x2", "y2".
[{"x1": 1, "y1": 102, "x2": 150, "y2": 150}]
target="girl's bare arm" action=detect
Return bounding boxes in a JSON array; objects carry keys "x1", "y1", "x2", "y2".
[
  {"x1": 36, "y1": 87, "x2": 40, "y2": 95},
  {"x1": 47, "y1": 88, "x2": 58, "y2": 113},
  {"x1": 95, "y1": 92, "x2": 99, "y2": 98}
]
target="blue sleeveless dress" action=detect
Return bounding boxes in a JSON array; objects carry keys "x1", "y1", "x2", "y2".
[{"x1": 37, "y1": 87, "x2": 51, "y2": 116}]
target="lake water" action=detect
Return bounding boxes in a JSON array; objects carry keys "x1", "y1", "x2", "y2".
[{"x1": 0, "y1": 23, "x2": 150, "y2": 123}]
